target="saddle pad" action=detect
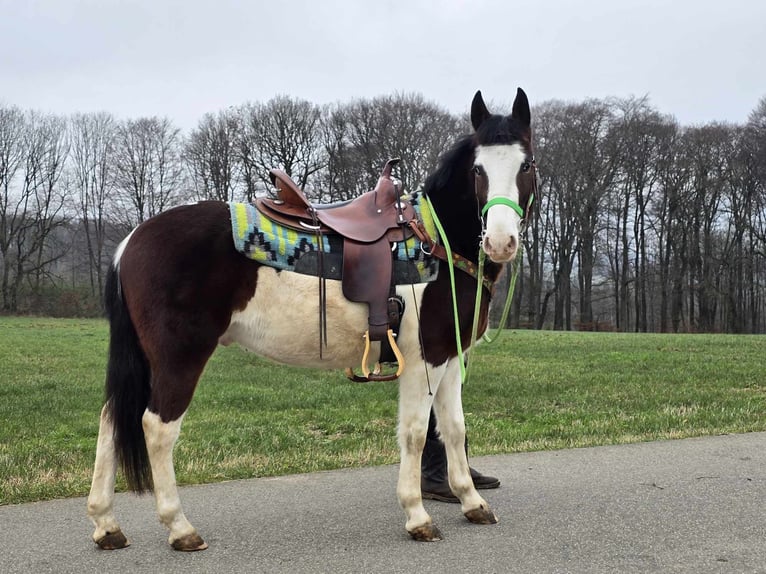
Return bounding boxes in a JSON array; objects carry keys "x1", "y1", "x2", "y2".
[{"x1": 228, "y1": 198, "x2": 439, "y2": 283}]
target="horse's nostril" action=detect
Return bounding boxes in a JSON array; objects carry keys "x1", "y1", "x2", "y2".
[{"x1": 508, "y1": 236, "x2": 518, "y2": 251}]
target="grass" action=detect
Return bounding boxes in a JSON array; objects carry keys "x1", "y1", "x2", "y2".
[{"x1": 1, "y1": 317, "x2": 766, "y2": 505}]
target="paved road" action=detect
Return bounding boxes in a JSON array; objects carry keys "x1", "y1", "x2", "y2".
[{"x1": 2, "y1": 433, "x2": 766, "y2": 574}]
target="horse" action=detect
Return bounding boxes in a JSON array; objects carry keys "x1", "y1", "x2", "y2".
[{"x1": 86, "y1": 88, "x2": 537, "y2": 550}]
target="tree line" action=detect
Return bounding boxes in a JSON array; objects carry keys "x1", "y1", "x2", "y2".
[{"x1": 1, "y1": 92, "x2": 765, "y2": 333}]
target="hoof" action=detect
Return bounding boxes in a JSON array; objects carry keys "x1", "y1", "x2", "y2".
[
  {"x1": 171, "y1": 533, "x2": 208, "y2": 552},
  {"x1": 408, "y1": 523, "x2": 443, "y2": 542},
  {"x1": 95, "y1": 529, "x2": 130, "y2": 550},
  {"x1": 464, "y1": 506, "x2": 499, "y2": 525}
]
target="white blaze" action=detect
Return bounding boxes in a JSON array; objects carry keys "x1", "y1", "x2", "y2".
[{"x1": 475, "y1": 143, "x2": 526, "y2": 262}]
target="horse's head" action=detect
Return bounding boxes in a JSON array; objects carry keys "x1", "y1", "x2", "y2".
[{"x1": 471, "y1": 88, "x2": 536, "y2": 263}]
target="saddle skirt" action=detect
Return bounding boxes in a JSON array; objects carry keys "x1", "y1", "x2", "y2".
[{"x1": 228, "y1": 193, "x2": 439, "y2": 284}]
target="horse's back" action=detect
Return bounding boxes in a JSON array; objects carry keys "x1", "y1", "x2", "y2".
[
  {"x1": 117, "y1": 202, "x2": 260, "y2": 359},
  {"x1": 120, "y1": 201, "x2": 242, "y2": 277}
]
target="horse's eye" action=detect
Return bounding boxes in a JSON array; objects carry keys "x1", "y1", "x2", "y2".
[
  {"x1": 521, "y1": 162, "x2": 531, "y2": 173},
  {"x1": 473, "y1": 165, "x2": 484, "y2": 176}
]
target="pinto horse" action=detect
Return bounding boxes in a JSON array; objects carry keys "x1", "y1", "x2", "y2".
[{"x1": 87, "y1": 88, "x2": 537, "y2": 550}]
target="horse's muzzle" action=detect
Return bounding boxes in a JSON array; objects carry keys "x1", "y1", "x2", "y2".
[{"x1": 482, "y1": 234, "x2": 518, "y2": 263}]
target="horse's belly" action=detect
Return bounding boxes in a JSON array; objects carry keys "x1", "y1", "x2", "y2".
[{"x1": 222, "y1": 267, "x2": 373, "y2": 369}]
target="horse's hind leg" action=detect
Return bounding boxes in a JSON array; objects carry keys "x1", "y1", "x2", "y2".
[
  {"x1": 432, "y1": 358, "x2": 497, "y2": 525},
  {"x1": 87, "y1": 404, "x2": 130, "y2": 549},
  {"x1": 142, "y1": 408, "x2": 207, "y2": 551}
]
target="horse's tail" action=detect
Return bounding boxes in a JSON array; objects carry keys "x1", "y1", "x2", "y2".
[{"x1": 103, "y1": 260, "x2": 153, "y2": 493}]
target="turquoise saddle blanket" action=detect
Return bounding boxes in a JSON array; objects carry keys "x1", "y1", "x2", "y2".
[{"x1": 228, "y1": 195, "x2": 438, "y2": 284}]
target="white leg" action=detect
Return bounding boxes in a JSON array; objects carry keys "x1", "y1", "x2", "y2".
[
  {"x1": 432, "y1": 359, "x2": 477, "y2": 506},
  {"x1": 433, "y1": 358, "x2": 497, "y2": 524},
  {"x1": 396, "y1": 364, "x2": 444, "y2": 541},
  {"x1": 87, "y1": 404, "x2": 129, "y2": 549},
  {"x1": 142, "y1": 410, "x2": 207, "y2": 551}
]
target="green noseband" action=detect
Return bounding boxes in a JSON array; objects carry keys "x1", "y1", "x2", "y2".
[{"x1": 481, "y1": 194, "x2": 535, "y2": 219}]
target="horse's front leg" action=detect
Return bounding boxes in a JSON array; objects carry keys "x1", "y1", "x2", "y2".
[
  {"x1": 397, "y1": 366, "x2": 442, "y2": 541},
  {"x1": 433, "y1": 358, "x2": 498, "y2": 525}
]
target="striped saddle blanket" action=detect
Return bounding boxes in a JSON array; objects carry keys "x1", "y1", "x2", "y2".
[{"x1": 228, "y1": 193, "x2": 439, "y2": 284}]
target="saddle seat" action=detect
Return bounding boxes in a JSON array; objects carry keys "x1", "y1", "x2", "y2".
[
  {"x1": 254, "y1": 160, "x2": 417, "y2": 382},
  {"x1": 257, "y1": 160, "x2": 415, "y2": 243}
]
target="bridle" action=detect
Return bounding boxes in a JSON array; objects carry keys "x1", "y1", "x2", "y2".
[
  {"x1": 415, "y1": 153, "x2": 540, "y2": 384},
  {"x1": 463, "y1": 155, "x2": 538, "y2": 382}
]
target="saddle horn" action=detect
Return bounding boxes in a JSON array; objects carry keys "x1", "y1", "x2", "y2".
[{"x1": 382, "y1": 158, "x2": 401, "y2": 178}]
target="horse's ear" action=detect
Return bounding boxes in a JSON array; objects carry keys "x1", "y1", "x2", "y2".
[
  {"x1": 471, "y1": 90, "x2": 491, "y2": 131},
  {"x1": 511, "y1": 87, "x2": 531, "y2": 128}
]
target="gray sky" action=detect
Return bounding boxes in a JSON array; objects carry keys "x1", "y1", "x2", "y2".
[{"x1": 1, "y1": 0, "x2": 764, "y2": 130}]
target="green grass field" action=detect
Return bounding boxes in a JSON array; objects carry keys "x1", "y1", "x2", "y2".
[{"x1": 1, "y1": 317, "x2": 765, "y2": 505}]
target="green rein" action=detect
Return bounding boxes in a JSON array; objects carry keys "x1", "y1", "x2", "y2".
[{"x1": 423, "y1": 196, "x2": 524, "y2": 383}]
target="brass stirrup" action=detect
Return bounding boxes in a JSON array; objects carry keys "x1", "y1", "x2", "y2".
[{"x1": 344, "y1": 329, "x2": 405, "y2": 382}]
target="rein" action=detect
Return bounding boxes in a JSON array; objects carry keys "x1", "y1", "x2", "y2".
[
  {"x1": 421, "y1": 196, "x2": 522, "y2": 384},
  {"x1": 464, "y1": 168, "x2": 537, "y2": 381},
  {"x1": 421, "y1": 163, "x2": 536, "y2": 383},
  {"x1": 464, "y1": 245, "x2": 522, "y2": 383},
  {"x1": 421, "y1": 196, "x2": 471, "y2": 383}
]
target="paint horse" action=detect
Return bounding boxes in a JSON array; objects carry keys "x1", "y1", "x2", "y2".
[{"x1": 87, "y1": 88, "x2": 537, "y2": 550}]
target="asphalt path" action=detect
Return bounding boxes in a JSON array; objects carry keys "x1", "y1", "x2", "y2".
[{"x1": 2, "y1": 432, "x2": 766, "y2": 574}]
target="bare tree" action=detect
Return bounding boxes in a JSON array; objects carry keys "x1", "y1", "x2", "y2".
[
  {"x1": 569, "y1": 99, "x2": 620, "y2": 328},
  {"x1": 533, "y1": 100, "x2": 596, "y2": 330},
  {"x1": 1, "y1": 90, "x2": 765, "y2": 326},
  {"x1": 24, "y1": 113, "x2": 70, "y2": 301},
  {"x1": 327, "y1": 93, "x2": 464, "y2": 199},
  {"x1": 0, "y1": 105, "x2": 26, "y2": 309},
  {"x1": 237, "y1": 95, "x2": 325, "y2": 196},
  {"x1": 608, "y1": 97, "x2": 675, "y2": 331},
  {"x1": 112, "y1": 117, "x2": 186, "y2": 228},
  {"x1": 0, "y1": 110, "x2": 69, "y2": 311},
  {"x1": 70, "y1": 112, "x2": 116, "y2": 297},
  {"x1": 318, "y1": 103, "x2": 371, "y2": 201},
  {"x1": 682, "y1": 124, "x2": 735, "y2": 331},
  {"x1": 651, "y1": 120, "x2": 688, "y2": 332},
  {"x1": 185, "y1": 110, "x2": 239, "y2": 202},
  {"x1": 739, "y1": 97, "x2": 766, "y2": 332},
  {"x1": 372, "y1": 93, "x2": 465, "y2": 192}
]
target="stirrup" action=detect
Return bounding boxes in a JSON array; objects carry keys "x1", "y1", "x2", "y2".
[{"x1": 344, "y1": 329, "x2": 405, "y2": 382}]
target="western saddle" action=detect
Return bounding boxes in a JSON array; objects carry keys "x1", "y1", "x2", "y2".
[{"x1": 255, "y1": 159, "x2": 417, "y2": 381}]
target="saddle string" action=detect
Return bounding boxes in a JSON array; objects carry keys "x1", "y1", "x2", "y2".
[{"x1": 311, "y1": 207, "x2": 328, "y2": 358}]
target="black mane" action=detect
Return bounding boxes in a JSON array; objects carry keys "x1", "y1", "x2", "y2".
[
  {"x1": 423, "y1": 135, "x2": 476, "y2": 197},
  {"x1": 422, "y1": 135, "x2": 482, "y2": 261}
]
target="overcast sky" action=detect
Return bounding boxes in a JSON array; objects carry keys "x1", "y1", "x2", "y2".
[{"x1": 1, "y1": 0, "x2": 764, "y2": 131}]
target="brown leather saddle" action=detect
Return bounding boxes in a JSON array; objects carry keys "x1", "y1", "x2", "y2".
[{"x1": 255, "y1": 159, "x2": 416, "y2": 381}]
